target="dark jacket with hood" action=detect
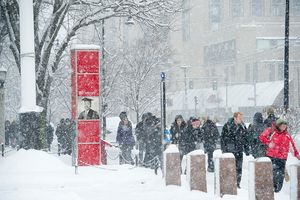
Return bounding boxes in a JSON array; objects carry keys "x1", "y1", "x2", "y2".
[
  {"x1": 179, "y1": 122, "x2": 201, "y2": 155},
  {"x1": 264, "y1": 114, "x2": 278, "y2": 129},
  {"x1": 221, "y1": 118, "x2": 249, "y2": 154},
  {"x1": 170, "y1": 115, "x2": 186, "y2": 145},
  {"x1": 248, "y1": 112, "x2": 266, "y2": 158},
  {"x1": 116, "y1": 121, "x2": 135, "y2": 146},
  {"x1": 202, "y1": 119, "x2": 219, "y2": 152}
]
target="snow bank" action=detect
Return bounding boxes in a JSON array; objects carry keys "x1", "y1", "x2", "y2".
[
  {"x1": 221, "y1": 153, "x2": 235, "y2": 158},
  {"x1": 0, "y1": 149, "x2": 69, "y2": 173}
]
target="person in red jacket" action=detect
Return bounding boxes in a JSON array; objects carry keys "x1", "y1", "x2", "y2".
[{"x1": 260, "y1": 118, "x2": 300, "y2": 192}]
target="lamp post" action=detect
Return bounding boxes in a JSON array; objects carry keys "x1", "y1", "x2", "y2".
[
  {"x1": 180, "y1": 65, "x2": 189, "y2": 118},
  {"x1": 284, "y1": 0, "x2": 290, "y2": 114},
  {"x1": 0, "y1": 67, "x2": 7, "y2": 147}
]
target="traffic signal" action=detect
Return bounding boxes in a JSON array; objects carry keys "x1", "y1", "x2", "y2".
[
  {"x1": 212, "y1": 80, "x2": 217, "y2": 90},
  {"x1": 194, "y1": 96, "x2": 198, "y2": 105}
]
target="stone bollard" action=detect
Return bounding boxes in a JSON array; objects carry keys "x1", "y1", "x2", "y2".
[
  {"x1": 187, "y1": 150, "x2": 207, "y2": 192},
  {"x1": 215, "y1": 153, "x2": 237, "y2": 197},
  {"x1": 249, "y1": 157, "x2": 274, "y2": 200},
  {"x1": 290, "y1": 164, "x2": 300, "y2": 200},
  {"x1": 164, "y1": 144, "x2": 181, "y2": 186}
]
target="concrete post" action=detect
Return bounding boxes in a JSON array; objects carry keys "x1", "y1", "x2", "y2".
[
  {"x1": 249, "y1": 157, "x2": 274, "y2": 200},
  {"x1": 187, "y1": 150, "x2": 207, "y2": 192},
  {"x1": 215, "y1": 153, "x2": 237, "y2": 197},
  {"x1": 164, "y1": 144, "x2": 181, "y2": 186},
  {"x1": 290, "y1": 164, "x2": 300, "y2": 200}
]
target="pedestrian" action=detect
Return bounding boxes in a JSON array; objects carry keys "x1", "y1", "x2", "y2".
[
  {"x1": 221, "y1": 112, "x2": 249, "y2": 188},
  {"x1": 248, "y1": 112, "x2": 265, "y2": 158},
  {"x1": 46, "y1": 123, "x2": 54, "y2": 151},
  {"x1": 202, "y1": 116, "x2": 219, "y2": 172},
  {"x1": 56, "y1": 119, "x2": 66, "y2": 152},
  {"x1": 180, "y1": 117, "x2": 201, "y2": 158},
  {"x1": 170, "y1": 115, "x2": 186, "y2": 145},
  {"x1": 260, "y1": 118, "x2": 300, "y2": 193},
  {"x1": 264, "y1": 107, "x2": 278, "y2": 129},
  {"x1": 5, "y1": 120, "x2": 11, "y2": 146},
  {"x1": 135, "y1": 113, "x2": 151, "y2": 165},
  {"x1": 116, "y1": 112, "x2": 135, "y2": 165}
]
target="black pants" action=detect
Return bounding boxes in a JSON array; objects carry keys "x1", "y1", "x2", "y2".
[
  {"x1": 270, "y1": 157, "x2": 286, "y2": 192},
  {"x1": 120, "y1": 145, "x2": 134, "y2": 165},
  {"x1": 207, "y1": 150, "x2": 214, "y2": 171},
  {"x1": 233, "y1": 152, "x2": 243, "y2": 186}
]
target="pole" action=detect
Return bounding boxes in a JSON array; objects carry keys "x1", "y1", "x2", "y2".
[
  {"x1": 225, "y1": 82, "x2": 228, "y2": 118},
  {"x1": 183, "y1": 67, "x2": 188, "y2": 117},
  {"x1": 284, "y1": 0, "x2": 290, "y2": 114},
  {"x1": 254, "y1": 80, "x2": 257, "y2": 109},
  {"x1": 0, "y1": 84, "x2": 4, "y2": 146},
  {"x1": 298, "y1": 67, "x2": 300, "y2": 107},
  {"x1": 160, "y1": 72, "x2": 166, "y2": 176},
  {"x1": 101, "y1": 19, "x2": 107, "y2": 140}
]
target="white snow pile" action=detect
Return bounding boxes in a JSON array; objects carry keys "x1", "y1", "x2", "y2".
[{"x1": 0, "y1": 149, "x2": 297, "y2": 200}]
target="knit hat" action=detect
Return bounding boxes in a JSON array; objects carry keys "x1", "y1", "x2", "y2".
[
  {"x1": 276, "y1": 118, "x2": 288, "y2": 127},
  {"x1": 267, "y1": 107, "x2": 275, "y2": 115}
]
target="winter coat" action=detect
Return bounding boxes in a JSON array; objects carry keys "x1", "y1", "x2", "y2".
[
  {"x1": 179, "y1": 125, "x2": 201, "y2": 155},
  {"x1": 144, "y1": 117, "x2": 162, "y2": 165},
  {"x1": 170, "y1": 122, "x2": 186, "y2": 145},
  {"x1": 264, "y1": 114, "x2": 278, "y2": 129},
  {"x1": 202, "y1": 120, "x2": 219, "y2": 152},
  {"x1": 248, "y1": 113, "x2": 266, "y2": 158},
  {"x1": 116, "y1": 121, "x2": 135, "y2": 146},
  {"x1": 221, "y1": 118, "x2": 249, "y2": 154},
  {"x1": 46, "y1": 125, "x2": 54, "y2": 145},
  {"x1": 135, "y1": 121, "x2": 146, "y2": 143},
  {"x1": 260, "y1": 127, "x2": 299, "y2": 160}
]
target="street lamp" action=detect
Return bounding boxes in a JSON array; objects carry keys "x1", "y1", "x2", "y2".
[
  {"x1": 180, "y1": 65, "x2": 189, "y2": 117},
  {"x1": 0, "y1": 66, "x2": 7, "y2": 148}
]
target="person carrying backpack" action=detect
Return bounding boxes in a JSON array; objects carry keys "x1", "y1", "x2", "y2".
[{"x1": 248, "y1": 112, "x2": 265, "y2": 158}]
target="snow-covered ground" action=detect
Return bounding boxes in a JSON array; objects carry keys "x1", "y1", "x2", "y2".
[{"x1": 1, "y1": 117, "x2": 300, "y2": 200}]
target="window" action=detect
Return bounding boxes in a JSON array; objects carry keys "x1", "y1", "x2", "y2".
[
  {"x1": 271, "y1": 0, "x2": 284, "y2": 16},
  {"x1": 269, "y1": 63, "x2": 276, "y2": 81},
  {"x1": 245, "y1": 64, "x2": 251, "y2": 82},
  {"x1": 251, "y1": 0, "x2": 264, "y2": 16},
  {"x1": 231, "y1": 0, "x2": 243, "y2": 17},
  {"x1": 291, "y1": 0, "x2": 300, "y2": 16},
  {"x1": 210, "y1": 0, "x2": 221, "y2": 30},
  {"x1": 253, "y1": 62, "x2": 258, "y2": 81},
  {"x1": 182, "y1": 0, "x2": 191, "y2": 41}
]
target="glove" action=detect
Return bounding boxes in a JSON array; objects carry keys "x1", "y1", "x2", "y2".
[
  {"x1": 245, "y1": 152, "x2": 250, "y2": 156},
  {"x1": 269, "y1": 142, "x2": 274, "y2": 148},
  {"x1": 296, "y1": 155, "x2": 300, "y2": 160}
]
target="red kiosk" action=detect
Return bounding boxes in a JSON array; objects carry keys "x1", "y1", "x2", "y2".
[{"x1": 71, "y1": 44, "x2": 111, "y2": 166}]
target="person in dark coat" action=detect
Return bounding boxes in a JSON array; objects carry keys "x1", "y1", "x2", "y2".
[
  {"x1": 5, "y1": 120, "x2": 11, "y2": 146},
  {"x1": 202, "y1": 116, "x2": 219, "y2": 172},
  {"x1": 46, "y1": 123, "x2": 54, "y2": 151},
  {"x1": 56, "y1": 119, "x2": 66, "y2": 151},
  {"x1": 179, "y1": 117, "x2": 201, "y2": 158},
  {"x1": 116, "y1": 112, "x2": 135, "y2": 165},
  {"x1": 264, "y1": 107, "x2": 278, "y2": 129},
  {"x1": 170, "y1": 115, "x2": 186, "y2": 145},
  {"x1": 143, "y1": 114, "x2": 161, "y2": 167},
  {"x1": 221, "y1": 112, "x2": 249, "y2": 188},
  {"x1": 78, "y1": 97, "x2": 99, "y2": 120},
  {"x1": 135, "y1": 112, "x2": 152, "y2": 165},
  {"x1": 248, "y1": 112, "x2": 265, "y2": 158}
]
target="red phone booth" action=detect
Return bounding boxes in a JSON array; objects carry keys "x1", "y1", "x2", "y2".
[{"x1": 71, "y1": 44, "x2": 107, "y2": 166}]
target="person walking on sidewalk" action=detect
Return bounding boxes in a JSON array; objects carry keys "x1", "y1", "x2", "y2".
[{"x1": 260, "y1": 118, "x2": 300, "y2": 193}]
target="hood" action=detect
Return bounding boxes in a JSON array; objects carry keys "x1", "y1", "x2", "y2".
[{"x1": 253, "y1": 112, "x2": 263, "y2": 125}]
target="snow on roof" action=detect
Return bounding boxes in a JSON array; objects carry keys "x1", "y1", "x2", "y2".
[
  {"x1": 167, "y1": 81, "x2": 283, "y2": 110},
  {"x1": 71, "y1": 44, "x2": 100, "y2": 50}
]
